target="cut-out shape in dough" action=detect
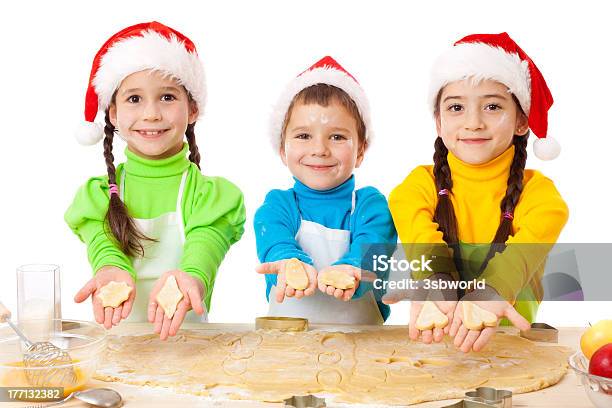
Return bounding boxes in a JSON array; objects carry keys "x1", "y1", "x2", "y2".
[
  {"x1": 239, "y1": 333, "x2": 263, "y2": 348},
  {"x1": 415, "y1": 301, "x2": 449, "y2": 330},
  {"x1": 156, "y1": 275, "x2": 184, "y2": 319},
  {"x1": 319, "y1": 269, "x2": 355, "y2": 289},
  {"x1": 285, "y1": 258, "x2": 308, "y2": 290},
  {"x1": 317, "y1": 369, "x2": 343, "y2": 387},
  {"x1": 462, "y1": 301, "x2": 497, "y2": 330},
  {"x1": 318, "y1": 351, "x2": 342, "y2": 365},
  {"x1": 320, "y1": 333, "x2": 347, "y2": 347},
  {"x1": 222, "y1": 357, "x2": 248, "y2": 376},
  {"x1": 97, "y1": 281, "x2": 132, "y2": 308},
  {"x1": 231, "y1": 348, "x2": 254, "y2": 360},
  {"x1": 417, "y1": 358, "x2": 452, "y2": 367}
]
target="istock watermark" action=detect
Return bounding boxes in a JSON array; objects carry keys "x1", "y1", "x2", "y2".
[
  {"x1": 359, "y1": 243, "x2": 612, "y2": 302},
  {"x1": 372, "y1": 254, "x2": 434, "y2": 273},
  {"x1": 372, "y1": 277, "x2": 486, "y2": 291}
]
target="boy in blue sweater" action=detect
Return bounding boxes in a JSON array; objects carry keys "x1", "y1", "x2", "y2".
[{"x1": 254, "y1": 56, "x2": 397, "y2": 324}]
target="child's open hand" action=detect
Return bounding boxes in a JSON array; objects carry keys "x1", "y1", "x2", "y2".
[
  {"x1": 408, "y1": 300, "x2": 457, "y2": 343},
  {"x1": 74, "y1": 266, "x2": 135, "y2": 330},
  {"x1": 379, "y1": 273, "x2": 458, "y2": 343},
  {"x1": 449, "y1": 285, "x2": 530, "y2": 353},
  {"x1": 147, "y1": 270, "x2": 205, "y2": 341},
  {"x1": 318, "y1": 265, "x2": 371, "y2": 302},
  {"x1": 256, "y1": 259, "x2": 317, "y2": 303}
]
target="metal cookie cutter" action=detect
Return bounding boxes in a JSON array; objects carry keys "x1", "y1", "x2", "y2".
[
  {"x1": 255, "y1": 316, "x2": 308, "y2": 332},
  {"x1": 442, "y1": 400, "x2": 498, "y2": 408},
  {"x1": 284, "y1": 395, "x2": 326, "y2": 407},
  {"x1": 465, "y1": 387, "x2": 512, "y2": 408},
  {"x1": 520, "y1": 322, "x2": 559, "y2": 343}
]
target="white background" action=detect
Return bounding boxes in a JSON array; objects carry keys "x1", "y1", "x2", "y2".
[{"x1": 0, "y1": 0, "x2": 610, "y2": 328}]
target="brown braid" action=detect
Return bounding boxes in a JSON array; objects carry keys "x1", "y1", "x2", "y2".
[
  {"x1": 478, "y1": 133, "x2": 529, "y2": 273},
  {"x1": 432, "y1": 136, "x2": 463, "y2": 272},
  {"x1": 103, "y1": 111, "x2": 156, "y2": 258},
  {"x1": 185, "y1": 123, "x2": 201, "y2": 169}
]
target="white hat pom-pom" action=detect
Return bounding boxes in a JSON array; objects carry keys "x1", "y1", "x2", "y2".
[
  {"x1": 533, "y1": 136, "x2": 561, "y2": 160},
  {"x1": 75, "y1": 121, "x2": 105, "y2": 145}
]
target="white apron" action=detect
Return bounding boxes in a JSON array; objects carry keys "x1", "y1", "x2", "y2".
[
  {"x1": 267, "y1": 192, "x2": 383, "y2": 325},
  {"x1": 120, "y1": 170, "x2": 207, "y2": 323}
]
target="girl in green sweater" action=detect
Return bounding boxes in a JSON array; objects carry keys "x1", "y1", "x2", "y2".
[{"x1": 65, "y1": 22, "x2": 246, "y2": 340}]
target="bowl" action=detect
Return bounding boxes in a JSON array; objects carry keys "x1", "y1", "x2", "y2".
[
  {"x1": 0, "y1": 319, "x2": 106, "y2": 398},
  {"x1": 568, "y1": 350, "x2": 612, "y2": 407}
]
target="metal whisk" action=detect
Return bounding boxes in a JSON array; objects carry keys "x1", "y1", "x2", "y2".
[{"x1": 0, "y1": 302, "x2": 77, "y2": 387}]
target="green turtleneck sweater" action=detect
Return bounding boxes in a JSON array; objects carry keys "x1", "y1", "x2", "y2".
[{"x1": 65, "y1": 144, "x2": 246, "y2": 311}]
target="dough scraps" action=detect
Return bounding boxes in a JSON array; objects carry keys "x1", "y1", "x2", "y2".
[
  {"x1": 97, "y1": 281, "x2": 132, "y2": 308},
  {"x1": 156, "y1": 275, "x2": 183, "y2": 319},
  {"x1": 96, "y1": 328, "x2": 571, "y2": 406}
]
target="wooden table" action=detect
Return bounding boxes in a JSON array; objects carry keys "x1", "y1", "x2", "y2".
[{"x1": 7, "y1": 324, "x2": 593, "y2": 407}]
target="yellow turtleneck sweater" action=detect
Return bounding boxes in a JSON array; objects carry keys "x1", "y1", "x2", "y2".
[{"x1": 389, "y1": 145, "x2": 569, "y2": 309}]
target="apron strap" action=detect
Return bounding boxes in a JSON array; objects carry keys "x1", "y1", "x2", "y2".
[
  {"x1": 119, "y1": 169, "x2": 126, "y2": 200},
  {"x1": 176, "y1": 171, "x2": 188, "y2": 245},
  {"x1": 348, "y1": 190, "x2": 356, "y2": 231}
]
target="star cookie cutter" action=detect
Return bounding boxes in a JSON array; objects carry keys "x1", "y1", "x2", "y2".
[
  {"x1": 464, "y1": 386, "x2": 512, "y2": 407},
  {"x1": 519, "y1": 322, "x2": 559, "y2": 343},
  {"x1": 284, "y1": 395, "x2": 326, "y2": 407}
]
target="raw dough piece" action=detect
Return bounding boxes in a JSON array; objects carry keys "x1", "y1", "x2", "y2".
[
  {"x1": 416, "y1": 301, "x2": 448, "y2": 330},
  {"x1": 97, "y1": 281, "x2": 132, "y2": 308},
  {"x1": 462, "y1": 301, "x2": 497, "y2": 330},
  {"x1": 285, "y1": 258, "x2": 308, "y2": 290},
  {"x1": 156, "y1": 275, "x2": 184, "y2": 319},
  {"x1": 319, "y1": 269, "x2": 355, "y2": 289}
]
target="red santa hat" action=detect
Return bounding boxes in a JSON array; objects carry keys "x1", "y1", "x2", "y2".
[
  {"x1": 269, "y1": 56, "x2": 372, "y2": 151},
  {"x1": 428, "y1": 32, "x2": 560, "y2": 160},
  {"x1": 75, "y1": 21, "x2": 206, "y2": 146}
]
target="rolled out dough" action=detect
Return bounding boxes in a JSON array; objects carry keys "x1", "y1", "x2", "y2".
[
  {"x1": 97, "y1": 281, "x2": 132, "y2": 308},
  {"x1": 96, "y1": 327, "x2": 571, "y2": 406}
]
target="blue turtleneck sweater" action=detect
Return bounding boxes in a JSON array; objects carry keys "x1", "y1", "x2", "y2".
[{"x1": 254, "y1": 175, "x2": 397, "y2": 320}]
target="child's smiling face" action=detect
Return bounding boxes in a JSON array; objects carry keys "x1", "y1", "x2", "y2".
[
  {"x1": 280, "y1": 100, "x2": 364, "y2": 191},
  {"x1": 109, "y1": 70, "x2": 198, "y2": 160},
  {"x1": 436, "y1": 79, "x2": 529, "y2": 165}
]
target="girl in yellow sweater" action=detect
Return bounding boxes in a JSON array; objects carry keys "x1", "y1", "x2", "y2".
[{"x1": 388, "y1": 33, "x2": 568, "y2": 352}]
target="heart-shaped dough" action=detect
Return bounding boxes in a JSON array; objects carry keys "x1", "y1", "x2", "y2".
[
  {"x1": 415, "y1": 301, "x2": 449, "y2": 330},
  {"x1": 156, "y1": 275, "x2": 184, "y2": 319},
  {"x1": 319, "y1": 269, "x2": 355, "y2": 290},
  {"x1": 462, "y1": 301, "x2": 497, "y2": 330},
  {"x1": 285, "y1": 258, "x2": 308, "y2": 290},
  {"x1": 97, "y1": 281, "x2": 132, "y2": 308}
]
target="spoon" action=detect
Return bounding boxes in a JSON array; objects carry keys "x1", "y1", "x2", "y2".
[{"x1": 24, "y1": 388, "x2": 122, "y2": 408}]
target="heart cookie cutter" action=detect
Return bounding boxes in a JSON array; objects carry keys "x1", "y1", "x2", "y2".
[
  {"x1": 284, "y1": 395, "x2": 326, "y2": 407},
  {"x1": 464, "y1": 386, "x2": 512, "y2": 407},
  {"x1": 519, "y1": 322, "x2": 558, "y2": 343}
]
